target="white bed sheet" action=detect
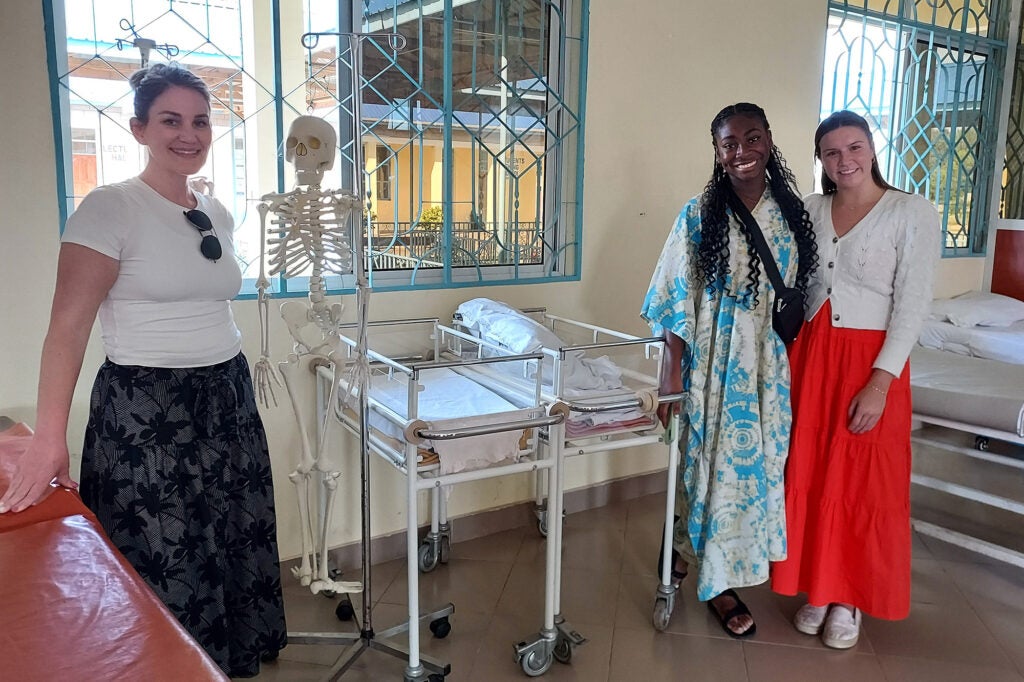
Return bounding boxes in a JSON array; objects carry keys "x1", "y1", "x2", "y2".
[
  {"x1": 454, "y1": 299, "x2": 651, "y2": 427},
  {"x1": 918, "y1": 319, "x2": 1024, "y2": 365},
  {"x1": 363, "y1": 367, "x2": 534, "y2": 474}
]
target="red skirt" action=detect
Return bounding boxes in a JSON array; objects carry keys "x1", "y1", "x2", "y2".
[{"x1": 770, "y1": 301, "x2": 912, "y2": 620}]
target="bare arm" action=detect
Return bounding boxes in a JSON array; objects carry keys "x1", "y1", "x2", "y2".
[
  {"x1": 0, "y1": 243, "x2": 118, "y2": 513},
  {"x1": 657, "y1": 330, "x2": 686, "y2": 428}
]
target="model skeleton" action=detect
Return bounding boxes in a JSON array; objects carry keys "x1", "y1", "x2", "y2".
[{"x1": 254, "y1": 115, "x2": 363, "y2": 596}]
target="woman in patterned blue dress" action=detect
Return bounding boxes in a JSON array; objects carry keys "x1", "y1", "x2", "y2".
[{"x1": 642, "y1": 103, "x2": 818, "y2": 636}]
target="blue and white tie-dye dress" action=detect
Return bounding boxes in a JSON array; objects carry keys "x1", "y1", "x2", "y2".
[{"x1": 641, "y1": 191, "x2": 796, "y2": 601}]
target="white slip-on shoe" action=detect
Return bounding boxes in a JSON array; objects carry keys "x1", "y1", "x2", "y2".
[
  {"x1": 793, "y1": 602, "x2": 830, "y2": 635},
  {"x1": 822, "y1": 605, "x2": 861, "y2": 649}
]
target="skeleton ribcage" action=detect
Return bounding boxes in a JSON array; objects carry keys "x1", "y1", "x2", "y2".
[{"x1": 267, "y1": 192, "x2": 357, "y2": 278}]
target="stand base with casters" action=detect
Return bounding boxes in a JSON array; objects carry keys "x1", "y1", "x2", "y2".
[{"x1": 290, "y1": 602, "x2": 455, "y2": 682}]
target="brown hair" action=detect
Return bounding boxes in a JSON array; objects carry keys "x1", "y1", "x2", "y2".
[
  {"x1": 814, "y1": 110, "x2": 899, "y2": 194},
  {"x1": 128, "y1": 62, "x2": 210, "y2": 123}
]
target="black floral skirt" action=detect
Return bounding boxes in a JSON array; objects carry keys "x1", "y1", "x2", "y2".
[{"x1": 79, "y1": 353, "x2": 287, "y2": 677}]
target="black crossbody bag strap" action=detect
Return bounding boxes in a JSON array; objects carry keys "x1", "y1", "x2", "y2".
[
  {"x1": 723, "y1": 185, "x2": 806, "y2": 345},
  {"x1": 724, "y1": 186, "x2": 787, "y2": 294}
]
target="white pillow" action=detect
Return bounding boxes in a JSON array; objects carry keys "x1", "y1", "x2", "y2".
[
  {"x1": 456, "y1": 298, "x2": 564, "y2": 352},
  {"x1": 929, "y1": 291, "x2": 1024, "y2": 328}
]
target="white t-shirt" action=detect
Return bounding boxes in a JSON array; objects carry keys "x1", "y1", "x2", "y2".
[{"x1": 61, "y1": 176, "x2": 243, "y2": 368}]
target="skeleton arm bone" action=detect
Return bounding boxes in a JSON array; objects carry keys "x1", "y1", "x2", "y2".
[{"x1": 252, "y1": 202, "x2": 283, "y2": 408}]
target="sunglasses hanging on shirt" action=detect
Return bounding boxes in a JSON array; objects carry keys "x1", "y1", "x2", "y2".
[{"x1": 183, "y1": 209, "x2": 223, "y2": 262}]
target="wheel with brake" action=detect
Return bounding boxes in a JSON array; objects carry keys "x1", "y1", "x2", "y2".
[
  {"x1": 427, "y1": 675, "x2": 446, "y2": 682},
  {"x1": 537, "y1": 512, "x2": 548, "y2": 538},
  {"x1": 520, "y1": 650, "x2": 553, "y2": 677},
  {"x1": 418, "y1": 542, "x2": 440, "y2": 573},
  {"x1": 552, "y1": 638, "x2": 572, "y2": 664},
  {"x1": 429, "y1": 616, "x2": 452, "y2": 639},
  {"x1": 335, "y1": 597, "x2": 354, "y2": 621},
  {"x1": 652, "y1": 596, "x2": 672, "y2": 631},
  {"x1": 975, "y1": 435, "x2": 990, "y2": 451}
]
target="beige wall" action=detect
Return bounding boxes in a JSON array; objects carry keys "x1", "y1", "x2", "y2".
[{"x1": 0, "y1": 0, "x2": 985, "y2": 560}]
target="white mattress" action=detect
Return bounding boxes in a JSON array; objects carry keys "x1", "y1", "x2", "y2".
[
  {"x1": 362, "y1": 367, "x2": 535, "y2": 474},
  {"x1": 918, "y1": 319, "x2": 1024, "y2": 365},
  {"x1": 910, "y1": 347, "x2": 1024, "y2": 437}
]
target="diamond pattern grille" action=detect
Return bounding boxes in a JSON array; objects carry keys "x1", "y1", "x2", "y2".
[{"x1": 824, "y1": 0, "x2": 1009, "y2": 255}]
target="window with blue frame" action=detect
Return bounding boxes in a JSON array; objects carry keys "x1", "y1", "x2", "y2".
[
  {"x1": 1000, "y1": 19, "x2": 1024, "y2": 221},
  {"x1": 45, "y1": 0, "x2": 589, "y2": 293},
  {"x1": 820, "y1": 0, "x2": 1011, "y2": 255}
]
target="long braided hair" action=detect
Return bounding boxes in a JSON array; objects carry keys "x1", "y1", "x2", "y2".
[{"x1": 696, "y1": 103, "x2": 818, "y2": 308}]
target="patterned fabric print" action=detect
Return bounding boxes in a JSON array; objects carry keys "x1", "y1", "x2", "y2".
[
  {"x1": 79, "y1": 354, "x2": 287, "y2": 677},
  {"x1": 641, "y1": 193, "x2": 795, "y2": 601}
]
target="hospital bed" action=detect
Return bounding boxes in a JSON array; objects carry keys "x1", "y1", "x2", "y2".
[
  {"x1": 313, "y1": 317, "x2": 570, "y2": 677},
  {"x1": 450, "y1": 300, "x2": 684, "y2": 643},
  {"x1": 0, "y1": 421, "x2": 227, "y2": 681},
  {"x1": 910, "y1": 346, "x2": 1024, "y2": 569}
]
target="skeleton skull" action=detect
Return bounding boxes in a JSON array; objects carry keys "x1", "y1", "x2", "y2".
[{"x1": 285, "y1": 116, "x2": 338, "y2": 186}]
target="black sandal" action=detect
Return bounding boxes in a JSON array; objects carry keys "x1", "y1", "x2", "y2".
[
  {"x1": 656, "y1": 545, "x2": 687, "y2": 588},
  {"x1": 707, "y1": 589, "x2": 757, "y2": 638},
  {"x1": 657, "y1": 517, "x2": 687, "y2": 588}
]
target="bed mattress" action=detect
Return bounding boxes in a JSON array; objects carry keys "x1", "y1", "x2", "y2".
[
  {"x1": 361, "y1": 367, "x2": 535, "y2": 474},
  {"x1": 918, "y1": 319, "x2": 1024, "y2": 365},
  {"x1": 910, "y1": 347, "x2": 1024, "y2": 437}
]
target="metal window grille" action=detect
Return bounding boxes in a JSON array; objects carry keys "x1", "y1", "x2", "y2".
[
  {"x1": 44, "y1": 0, "x2": 588, "y2": 293},
  {"x1": 1000, "y1": 17, "x2": 1024, "y2": 219},
  {"x1": 821, "y1": 0, "x2": 1013, "y2": 255}
]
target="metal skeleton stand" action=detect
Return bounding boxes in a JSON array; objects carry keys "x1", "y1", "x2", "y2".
[{"x1": 286, "y1": 31, "x2": 453, "y2": 682}]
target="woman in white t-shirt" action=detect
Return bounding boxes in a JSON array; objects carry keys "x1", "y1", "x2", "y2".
[
  {"x1": 0, "y1": 62, "x2": 286, "y2": 676},
  {"x1": 770, "y1": 110, "x2": 940, "y2": 649}
]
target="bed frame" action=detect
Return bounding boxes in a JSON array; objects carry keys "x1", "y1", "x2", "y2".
[{"x1": 910, "y1": 348, "x2": 1024, "y2": 569}]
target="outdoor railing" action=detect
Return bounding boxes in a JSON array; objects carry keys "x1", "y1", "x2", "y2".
[{"x1": 368, "y1": 221, "x2": 544, "y2": 269}]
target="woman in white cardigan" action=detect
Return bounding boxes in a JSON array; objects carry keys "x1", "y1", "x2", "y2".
[{"x1": 770, "y1": 110, "x2": 941, "y2": 649}]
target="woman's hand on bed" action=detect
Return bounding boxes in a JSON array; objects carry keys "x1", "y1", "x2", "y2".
[{"x1": 0, "y1": 435, "x2": 74, "y2": 514}]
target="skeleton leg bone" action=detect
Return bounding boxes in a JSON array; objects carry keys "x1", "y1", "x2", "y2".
[
  {"x1": 309, "y1": 354, "x2": 361, "y2": 595},
  {"x1": 279, "y1": 354, "x2": 317, "y2": 586}
]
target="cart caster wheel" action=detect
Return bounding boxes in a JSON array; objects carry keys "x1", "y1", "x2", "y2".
[
  {"x1": 418, "y1": 543, "x2": 440, "y2": 573},
  {"x1": 553, "y1": 638, "x2": 572, "y2": 664},
  {"x1": 538, "y1": 515, "x2": 548, "y2": 537},
  {"x1": 652, "y1": 597, "x2": 672, "y2": 631},
  {"x1": 439, "y1": 534, "x2": 451, "y2": 564},
  {"x1": 520, "y1": 650, "x2": 553, "y2": 677},
  {"x1": 335, "y1": 598, "x2": 354, "y2": 621},
  {"x1": 429, "y1": 616, "x2": 451, "y2": 639},
  {"x1": 428, "y1": 675, "x2": 446, "y2": 682},
  {"x1": 975, "y1": 435, "x2": 990, "y2": 451}
]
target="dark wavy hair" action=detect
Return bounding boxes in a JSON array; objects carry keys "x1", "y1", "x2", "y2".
[
  {"x1": 128, "y1": 62, "x2": 210, "y2": 123},
  {"x1": 697, "y1": 102, "x2": 818, "y2": 307},
  {"x1": 814, "y1": 110, "x2": 900, "y2": 194}
]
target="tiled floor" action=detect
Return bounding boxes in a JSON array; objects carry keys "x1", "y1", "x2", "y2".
[{"x1": 248, "y1": 429, "x2": 1024, "y2": 681}]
